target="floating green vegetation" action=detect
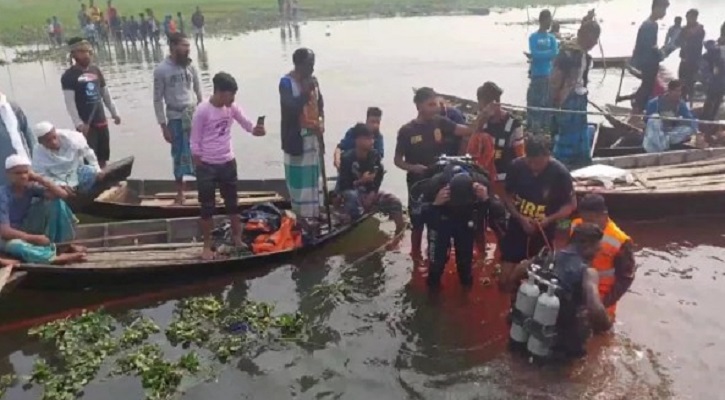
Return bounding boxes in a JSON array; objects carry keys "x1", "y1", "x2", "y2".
[{"x1": 4, "y1": 296, "x2": 309, "y2": 400}]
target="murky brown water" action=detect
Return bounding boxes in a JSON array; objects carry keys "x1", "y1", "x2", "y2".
[{"x1": 1, "y1": 0, "x2": 725, "y2": 398}]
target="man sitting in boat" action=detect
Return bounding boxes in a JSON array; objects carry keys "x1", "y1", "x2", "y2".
[
  {"x1": 571, "y1": 194, "x2": 635, "y2": 323},
  {"x1": 0, "y1": 154, "x2": 86, "y2": 265},
  {"x1": 337, "y1": 123, "x2": 404, "y2": 234},
  {"x1": 643, "y1": 79, "x2": 699, "y2": 153},
  {"x1": 31, "y1": 121, "x2": 104, "y2": 196},
  {"x1": 467, "y1": 82, "x2": 524, "y2": 187},
  {"x1": 333, "y1": 107, "x2": 384, "y2": 170}
]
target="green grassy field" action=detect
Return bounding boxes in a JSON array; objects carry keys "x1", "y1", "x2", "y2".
[{"x1": 0, "y1": 0, "x2": 588, "y2": 46}]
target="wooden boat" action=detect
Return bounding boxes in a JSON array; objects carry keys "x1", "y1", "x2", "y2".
[
  {"x1": 575, "y1": 147, "x2": 725, "y2": 219},
  {"x1": 81, "y1": 178, "x2": 292, "y2": 220},
  {"x1": 523, "y1": 53, "x2": 629, "y2": 70},
  {"x1": 14, "y1": 212, "x2": 375, "y2": 289},
  {"x1": 67, "y1": 156, "x2": 135, "y2": 212}
]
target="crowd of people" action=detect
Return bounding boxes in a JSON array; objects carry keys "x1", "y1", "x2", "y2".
[
  {"x1": 6, "y1": 0, "x2": 714, "y2": 363},
  {"x1": 53, "y1": 0, "x2": 208, "y2": 50}
]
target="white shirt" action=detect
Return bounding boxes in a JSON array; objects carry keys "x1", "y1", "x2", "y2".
[
  {"x1": 575, "y1": 52, "x2": 589, "y2": 95},
  {"x1": 32, "y1": 129, "x2": 100, "y2": 187}
]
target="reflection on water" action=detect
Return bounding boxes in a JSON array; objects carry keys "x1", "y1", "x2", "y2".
[{"x1": 1, "y1": 0, "x2": 725, "y2": 398}]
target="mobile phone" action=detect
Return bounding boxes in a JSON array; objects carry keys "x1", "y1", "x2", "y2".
[{"x1": 257, "y1": 116, "x2": 266, "y2": 125}]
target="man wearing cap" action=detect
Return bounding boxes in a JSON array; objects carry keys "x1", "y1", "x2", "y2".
[
  {"x1": 31, "y1": 122, "x2": 103, "y2": 195},
  {"x1": 0, "y1": 92, "x2": 35, "y2": 188},
  {"x1": 571, "y1": 194, "x2": 635, "y2": 322},
  {"x1": 0, "y1": 155, "x2": 86, "y2": 265},
  {"x1": 61, "y1": 36, "x2": 121, "y2": 169},
  {"x1": 416, "y1": 161, "x2": 502, "y2": 289}
]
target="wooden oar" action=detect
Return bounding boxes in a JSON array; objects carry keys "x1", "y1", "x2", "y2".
[{"x1": 615, "y1": 65, "x2": 626, "y2": 103}]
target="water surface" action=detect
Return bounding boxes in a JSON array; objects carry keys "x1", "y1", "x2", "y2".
[{"x1": 1, "y1": 0, "x2": 725, "y2": 398}]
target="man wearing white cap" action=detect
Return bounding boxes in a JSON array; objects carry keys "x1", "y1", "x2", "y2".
[
  {"x1": 31, "y1": 121, "x2": 103, "y2": 195},
  {"x1": 0, "y1": 91, "x2": 35, "y2": 187},
  {"x1": 0, "y1": 154, "x2": 86, "y2": 265}
]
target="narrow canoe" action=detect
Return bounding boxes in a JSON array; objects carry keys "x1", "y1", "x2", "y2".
[
  {"x1": 80, "y1": 178, "x2": 292, "y2": 220},
  {"x1": 14, "y1": 212, "x2": 375, "y2": 289},
  {"x1": 575, "y1": 147, "x2": 725, "y2": 219}
]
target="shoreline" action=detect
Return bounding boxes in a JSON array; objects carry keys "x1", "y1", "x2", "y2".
[{"x1": 0, "y1": 0, "x2": 592, "y2": 50}]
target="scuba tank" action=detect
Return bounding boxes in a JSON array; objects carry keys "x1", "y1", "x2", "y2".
[
  {"x1": 509, "y1": 272, "x2": 540, "y2": 344},
  {"x1": 527, "y1": 278, "x2": 561, "y2": 359}
]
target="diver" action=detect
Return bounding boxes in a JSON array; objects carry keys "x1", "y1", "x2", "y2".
[
  {"x1": 415, "y1": 156, "x2": 506, "y2": 290},
  {"x1": 508, "y1": 222, "x2": 612, "y2": 361}
]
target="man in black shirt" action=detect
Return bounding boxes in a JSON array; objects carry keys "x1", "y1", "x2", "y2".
[
  {"x1": 417, "y1": 160, "x2": 505, "y2": 289},
  {"x1": 338, "y1": 123, "x2": 404, "y2": 233},
  {"x1": 499, "y1": 135, "x2": 576, "y2": 291},
  {"x1": 394, "y1": 87, "x2": 474, "y2": 260},
  {"x1": 61, "y1": 37, "x2": 121, "y2": 168}
]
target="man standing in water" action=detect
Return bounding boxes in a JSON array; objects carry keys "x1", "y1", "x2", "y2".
[
  {"x1": 498, "y1": 135, "x2": 576, "y2": 291},
  {"x1": 527, "y1": 9, "x2": 558, "y2": 135},
  {"x1": 153, "y1": 32, "x2": 203, "y2": 204},
  {"x1": 394, "y1": 87, "x2": 474, "y2": 260},
  {"x1": 571, "y1": 194, "x2": 635, "y2": 323},
  {"x1": 630, "y1": 0, "x2": 671, "y2": 114},
  {"x1": 549, "y1": 20, "x2": 601, "y2": 169},
  {"x1": 0, "y1": 92, "x2": 35, "y2": 187},
  {"x1": 279, "y1": 48, "x2": 325, "y2": 231},
  {"x1": 61, "y1": 37, "x2": 121, "y2": 169}
]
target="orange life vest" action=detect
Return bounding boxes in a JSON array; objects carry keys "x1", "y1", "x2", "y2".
[
  {"x1": 251, "y1": 216, "x2": 302, "y2": 254},
  {"x1": 571, "y1": 218, "x2": 630, "y2": 319}
]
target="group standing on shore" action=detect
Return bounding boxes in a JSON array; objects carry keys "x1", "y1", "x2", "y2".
[{"x1": 65, "y1": 1, "x2": 206, "y2": 51}]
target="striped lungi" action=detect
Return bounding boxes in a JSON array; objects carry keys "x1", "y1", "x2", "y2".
[
  {"x1": 284, "y1": 131, "x2": 321, "y2": 220},
  {"x1": 552, "y1": 91, "x2": 591, "y2": 169}
]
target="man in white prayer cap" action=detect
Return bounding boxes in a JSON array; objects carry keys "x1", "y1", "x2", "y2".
[
  {"x1": 0, "y1": 154, "x2": 86, "y2": 265},
  {"x1": 32, "y1": 121, "x2": 104, "y2": 195}
]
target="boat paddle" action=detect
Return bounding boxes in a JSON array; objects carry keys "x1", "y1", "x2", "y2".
[{"x1": 316, "y1": 131, "x2": 333, "y2": 232}]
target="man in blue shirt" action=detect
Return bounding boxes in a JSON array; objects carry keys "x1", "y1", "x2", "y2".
[
  {"x1": 643, "y1": 79, "x2": 698, "y2": 153},
  {"x1": 527, "y1": 9, "x2": 558, "y2": 135},
  {"x1": 631, "y1": 0, "x2": 671, "y2": 113},
  {"x1": 333, "y1": 107, "x2": 383, "y2": 169}
]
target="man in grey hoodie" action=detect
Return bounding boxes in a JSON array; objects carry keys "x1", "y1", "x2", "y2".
[
  {"x1": 153, "y1": 32, "x2": 202, "y2": 204},
  {"x1": 0, "y1": 92, "x2": 35, "y2": 187}
]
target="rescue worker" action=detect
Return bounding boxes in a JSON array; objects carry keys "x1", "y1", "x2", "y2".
[
  {"x1": 467, "y1": 82, "x2": 524, "y2": 187},
  {"x1": 416, "y1": 158, "x2": 505, "y2": 289},
  {"x1": 571, "y1": 194, "x2": 635, "y2": 322},
  {"x1": 511, "y1": 223, "x2": 613, "y2": 359},
  {"x1": 394, "y1": 87, "x2": 475, "y2": 260},
  {"x1": 499, "y1": 134, "x2": 577, "y2": 291}
]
